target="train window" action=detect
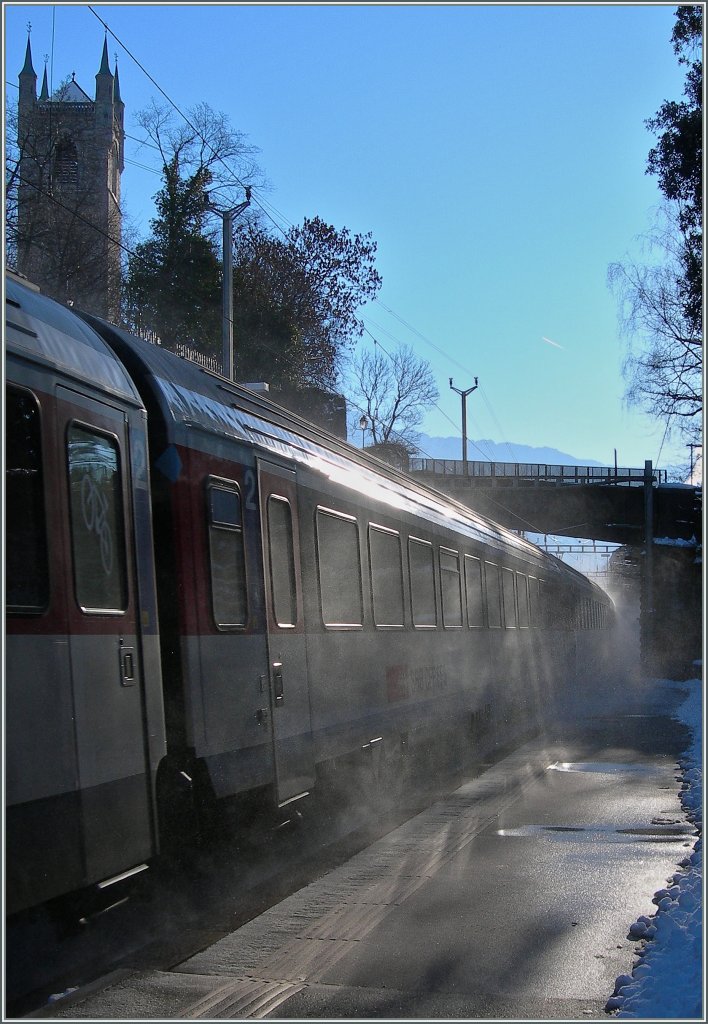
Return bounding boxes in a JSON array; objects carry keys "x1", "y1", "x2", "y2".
[
  {"x1": 539, "y1": 580, "x2": 551, "y2": 627},
  {"x1": 67, "y1": 424, "x2": 127, "y2": 612},
  {"x1": 409, "y1": 537, "x2": 437, "y2": 627},
  {"x1": 440, "y1": 548, "x2": 463, "y2": 628},
  {"x1": 6, "y1": 386, "x2": 49, "y2": 612},
  {"x1": 464, "y1": 555, "x2": 484, "y2": 627},
  {"x1": 316, "y1": 509, "x2": 363, "y2": 627},
  {"x1": 516, "y1": 573, "x2": 530, "y2": 627},
  {"x1": 485, "y1": 562, "x2": 502, "y2": 628},
  {"x1": 207, "y1": 480, "x2": 247, "y2": 629},
  {"x1": 369, "y1": 525, "x2": 404, "y2": 628},
  {"x1": 528, "y1": 576, "x2": 538, "y2": 626},
  {"x1": 537, "y1": 579, "x2": 547, "y2": 627},
  {"x1": 267, "y1": 496, "x2": 298, "y2": 627},
  {"x1": 502, "y1": 567, "x2": 517, "y2": 627}
]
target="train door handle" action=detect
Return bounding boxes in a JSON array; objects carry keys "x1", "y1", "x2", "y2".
[
  {"x1": 119, "y1": 642, "x2": 136, "y2": 687},
  {"x1": 273, "y1": 662, "x2": 284, "y2": 704}
]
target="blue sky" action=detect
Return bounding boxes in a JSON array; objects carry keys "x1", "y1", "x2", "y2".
[{"x1": 4, "y1": 3, "x2": 692, "y2": 472}]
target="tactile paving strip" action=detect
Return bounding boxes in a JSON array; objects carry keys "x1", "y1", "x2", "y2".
[
  {"x1": 178, "y1": 741, "x2": 554, "y2": 1012},
  {"x1": 180, "y1": 978, "x2": 305, "y2": 1020}
]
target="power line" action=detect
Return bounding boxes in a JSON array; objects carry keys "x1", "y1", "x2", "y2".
[
  {"x1": 13, "y1": 11, "x2": 523, "y2": 466},
  {"x1": 367, "y1": 302, "x2": 521, "y2": 461},
  {"x1": 12, "y1": 14, "x2": 522, "y2": 458},
  {"x1": 125, "y1": 157, "x2": 162, "y2": 176},
  {"x1": 86, "y1": 5, "x2": 291, "y2": 239},
  {"x1": 360, "y1": 327, "x2": 494, "y2": 463},
  {"x1": 15, "y1": 172, "x2": 143, "y2": 263}
]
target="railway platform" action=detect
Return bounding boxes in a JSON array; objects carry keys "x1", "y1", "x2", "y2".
[{"x1": 32, "y1": 675, "x2": 695, "y2": 1021}]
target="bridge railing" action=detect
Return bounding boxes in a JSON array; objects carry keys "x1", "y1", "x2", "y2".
[{"x1": 409, "y1": 459, "x2": 666, "y2": 485}]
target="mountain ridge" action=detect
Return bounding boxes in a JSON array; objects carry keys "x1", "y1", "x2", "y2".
[{"x1": 413, "y1": 434, "x2": 604, "y2": 467}]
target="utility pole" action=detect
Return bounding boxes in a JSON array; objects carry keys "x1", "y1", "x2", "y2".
[
  {"x1": 209, "y1": 188, "x2": 251, "y2": 380},
  {"x1": 642, "y1": 459, "x2": 655, "y2": 677},
  {"x1": 449, "y1": 377, "x2": 479, "y2": 477}
]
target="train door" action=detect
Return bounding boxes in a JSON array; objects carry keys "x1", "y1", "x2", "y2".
[
  {"x1": 257, "y1": 459, "x2": 315, "y2": 806},
  {"x1": 56, "y1": 385, "x2": 155, "y2": 882}
]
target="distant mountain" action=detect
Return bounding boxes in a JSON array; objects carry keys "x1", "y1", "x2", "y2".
[{"x1": 413, "y1": 434, "x2": 604, "y2": 467}]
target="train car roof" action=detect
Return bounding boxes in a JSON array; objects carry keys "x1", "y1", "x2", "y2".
[
  {"x1": 81, "y1": 312, "x2": 609, "y2": 600},
  {"x1": 5, "y1": 274, "x2": 143, "y2": 407}
]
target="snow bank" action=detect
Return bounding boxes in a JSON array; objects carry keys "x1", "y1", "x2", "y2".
[
  {"x1": 607, "y1": 677, "x2": 703, "y2": 1019},
  {"x1": 653, "y1": 536, "x2": 699, "y2": 548}
]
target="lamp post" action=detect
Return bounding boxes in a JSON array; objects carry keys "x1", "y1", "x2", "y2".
[
  {"x1": 687, "y1": 442, "x2": 700, "y2": 483},
  {"x1": 449, "y1": 377, "x2": 479, "y2": 477},
  {"x1": 208, "y1": 188, "x2": 251, "y2": 380},
  {"x1": 359, "y1": 414, "x2": 368, "y2": 449}
]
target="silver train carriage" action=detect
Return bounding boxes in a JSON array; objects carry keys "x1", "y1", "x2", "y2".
[{"x1": 5, "y1": 272, "x2": 614, "y2": 916}]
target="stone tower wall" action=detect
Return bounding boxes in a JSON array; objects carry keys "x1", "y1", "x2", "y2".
[{"x1": 16, "y1": 42, "x2": 123, "y2": 320}]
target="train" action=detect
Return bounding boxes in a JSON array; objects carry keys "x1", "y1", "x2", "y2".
[{"x1": 5, "y1": 270, "x2": 614, "y2": 918}]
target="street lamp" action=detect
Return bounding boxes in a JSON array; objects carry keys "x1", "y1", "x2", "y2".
[
  {"x1": 359, "y1": 414, "x2": 368, "y2": 449},
  {"x1": 449, "y1": 377, "x2": 479, "y2": 476},
  {"x1": 687, "y1": 442, "x2": 700, "y2": 483}
]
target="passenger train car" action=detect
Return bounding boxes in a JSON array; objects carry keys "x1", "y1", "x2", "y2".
[{"x1": 5, "y1": 272, "x2": 613, "y2": 917}]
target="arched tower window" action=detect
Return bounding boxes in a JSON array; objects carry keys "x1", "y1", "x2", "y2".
[
  {"x1": 54, "y1": 136, "x2": 79, "y2": 190},
  {"x1": 110, "y1": 141, "x2": 119, "y2": 199}
]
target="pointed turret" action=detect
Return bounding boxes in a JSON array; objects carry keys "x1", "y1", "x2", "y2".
[
  {"x1": 98, "y1": 35, "x2": 111, "y2": 76},
  {"x1": 19, "y1": 36, "x2": 37, "y2": 114},
  {"x1": 39, "y1": 65, "x2": 49, "y2": 102},
  {"x1": 113, "y1": 60, "x2": 122, "y2": 104},
  {"x1": 113, "y1": 60, "x2": 125, "y2": 175},
  {"x1": 20, "y1": 37, "x2": 36, "y2": 77},
  {"x1": 95, "y1": 34, "x2": 114, "y2": 122}
]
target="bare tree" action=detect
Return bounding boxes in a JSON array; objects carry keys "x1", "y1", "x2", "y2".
[
  {"x1": 349, "y1": 344, "x2": 439, "y2": 452},
  {"x1": 135, "y1": 100, "x2": 263, "y2": 238},
  {"x1": 609, "y1": 204, "x2": 702, "y2": 441},
  {"x1": 609, "y1": 7, "x2": 702, "y2": 446}
]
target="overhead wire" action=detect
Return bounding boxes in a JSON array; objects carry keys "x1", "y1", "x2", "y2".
[
  {"x1": 86, "y1": 4, "x2": 293, "y2": 239},
  {"x1": 125, "y1": 157, "x2": 163, "y2": 176},
  {"x1": 367, "y1": 303, "x2": 521, "y2": 464},
  {"x1": 361, "y1": 327, "x2": 494, "y2": 464},
  {"x1": 13, "y1": 180, "x2": 555, "y2": 536},
  {"x1": 15, "y1": 172, "x2": 147, "y2": 265},
  {"x1": 356, "y1": 330, "x2": 576, "y2": 536},
  {"x1": 18, "y1": 8, "x2": 524, "y2": 465}
]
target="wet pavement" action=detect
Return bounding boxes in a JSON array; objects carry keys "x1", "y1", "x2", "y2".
[{"x1": 38, "y1": 677, "x2": 695, "y2": 1021}]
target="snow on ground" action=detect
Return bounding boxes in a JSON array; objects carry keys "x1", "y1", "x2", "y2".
[{"x1": 606, "y1": 673, "x2": 703, "y2": 1019}]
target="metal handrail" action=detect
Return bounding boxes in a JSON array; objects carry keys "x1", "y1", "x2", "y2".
[{"x1": 409, "y1": 459, "x2": 666, "y2": 485}]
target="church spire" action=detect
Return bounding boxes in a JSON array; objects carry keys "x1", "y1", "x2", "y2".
[
  {"x1": 19, "y1": 33, "x2": 37, "y2": 110},
  {"x1": 20, "y1": 36, "x2": 36, "y2": 78},
  {"x1": 98, "y1": 35, "x2": 111, "y2": 76},
  {"x1": 113, "y1": 59, "x2": 122, "y2": 103},
  {"x1": 95, "y1": 34, "x2": 114, "y2": 113},
  {"x1": 39, "y1": 65, "x2": 49, "y2": 101}
]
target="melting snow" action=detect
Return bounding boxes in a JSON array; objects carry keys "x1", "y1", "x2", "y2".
[{"x1": 607, "y1": 677, "x2": 703, "y2": 1019}]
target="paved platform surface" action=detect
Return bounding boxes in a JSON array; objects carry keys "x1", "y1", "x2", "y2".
[{"x1": 43, "y1": 691, "x2": 694, "y2": 1021}]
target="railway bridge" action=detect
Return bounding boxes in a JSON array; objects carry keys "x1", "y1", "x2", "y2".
[
  {"x1": 408, "y1": 458, "x2": 700, "y2": 546},
  {"x1": 408, "y1": 458, "x2": 702, "y2": 679}
]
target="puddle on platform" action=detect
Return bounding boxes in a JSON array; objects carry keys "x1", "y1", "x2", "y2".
[
  {"x1": 496, "y1": 823, "x2": 694, "y2": 843},
  {"x1": 546, "y1": 761, "x2": 666, "y2": 776}
]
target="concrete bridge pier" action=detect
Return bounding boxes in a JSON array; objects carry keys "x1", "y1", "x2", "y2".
[{"x1": 640, "y1": 543, "x2": 702, "y2": 681}]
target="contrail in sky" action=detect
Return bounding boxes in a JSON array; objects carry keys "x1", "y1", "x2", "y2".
[{"x1": 542, "y1": 336, "x2": 564, "y2": 349}]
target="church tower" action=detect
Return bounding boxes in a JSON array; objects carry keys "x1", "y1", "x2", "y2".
[{"x1": 16, "y1": 35, "x2": 124, "y2": 321}]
